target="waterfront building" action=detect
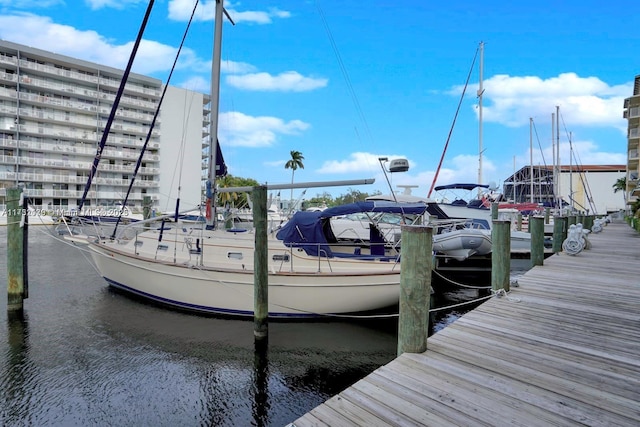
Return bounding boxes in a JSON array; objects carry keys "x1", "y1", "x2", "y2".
[
  {"x1": 624, "y1": 74, "x2": 640, "y2": 211},
  {"x1": 503, "y1": 164, "x2": 625, "y2": 215},
  {"x1": 0, "y1": 40, "x2": 208, "y2": 214}
]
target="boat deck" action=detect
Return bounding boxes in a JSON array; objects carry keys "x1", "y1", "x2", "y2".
[{"x1": 289, "y1": 219, "x2": 640, "y2": 426}]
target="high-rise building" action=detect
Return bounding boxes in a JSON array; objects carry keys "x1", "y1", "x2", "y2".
[
  {"x1": 625, "y1": 75, "x2": 640, "y2": 211},
  {"x1": 0, "y1": 40, "x2": 208, "y2": 215}
]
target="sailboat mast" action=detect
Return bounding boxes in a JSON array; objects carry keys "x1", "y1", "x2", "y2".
[
  {"x1": 207, "y1": 0, "x2": 224, "y2": 227},
  {"x1": 529, "y1": 117, "x2": 534, "y2": 204},
  {"x1": 555, "y1": 105, "x2": 561, "y2": 211},
  {"x1": 477, "y1": 41, "x2": 484, "y2": 198},
  {"x1": 551, "y1": 112, "x2": 556, "y2": 208},
  {"x1": 569, "y1": 131, "x2": 573, "y2": 212}
]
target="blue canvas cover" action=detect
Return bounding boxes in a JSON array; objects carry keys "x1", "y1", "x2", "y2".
[
  {"x1": 433, "y1": 183, "x2": 490, "y2": 192},
  {"x1": 276, "y1": 201, "x2": 428, "y2": 257}
]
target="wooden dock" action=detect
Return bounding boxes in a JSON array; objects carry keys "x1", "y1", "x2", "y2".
[{"x1": 289, "y1": 220, "x2": 640, "y2": 426}]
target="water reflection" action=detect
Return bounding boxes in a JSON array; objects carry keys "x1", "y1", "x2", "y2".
[
  {"x1": 2, "y1": 312, "x2": 32, "y2": 424},
  {"x1": 252, "y1": 338, "x2": 269, "y2": 427},
  {"x1": 0, "y1": 227, "x2": 498, "y2": 426}
]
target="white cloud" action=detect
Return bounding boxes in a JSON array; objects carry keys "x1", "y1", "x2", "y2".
[
  {"x1": 0, "y1": 14, "x2": 182, "y2": 75},
  {"x1": 219, "y1": 111, "x2": 310, "y2": 147},
  {"x1": 226, "y1": 71, "x2": 328, "y2": 92},
  {"x1": 317, "y1": 152, "x2": 412, "y2": 174},
  {"x1": 168, "y1": 0, "x2": 291, "y2": 24},
  {"x1": 178, "y1": 76, "x2": 209, "y2": 92},
  {"x1": 222, "y1": 60, "x2": 258, "y2": 74},
  {"x1": 452, "y1": 72, "x2": 631, "y2": 131},
  {"x1": 519, "y1": 139, "x2": 626, "y2": 169}
]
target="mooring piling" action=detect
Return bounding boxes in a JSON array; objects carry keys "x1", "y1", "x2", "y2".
[
  {"x1": 7, "y1": 187, "x2": 28, "y2": 313},
  {"x1": 397, "y1": 225, "x2": 432, "y2": 356},
  {"x1": 253, "y1": 185, "x2": 268, "y2": 340},
  {"x1": 530, "y1": 215, "x2": 545, "y2": 266},
  {"x1": 491, "y1": 219, "x2": 511, "y2": 292}
]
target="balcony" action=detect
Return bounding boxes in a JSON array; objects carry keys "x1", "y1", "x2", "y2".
[{"x1": 18, "y1": 59, "x2": 100, "y2": 85}]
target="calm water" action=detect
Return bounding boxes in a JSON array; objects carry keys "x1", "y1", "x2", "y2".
[{"x1": 0, "y1": 226, "x2": 495, "y2": 426}]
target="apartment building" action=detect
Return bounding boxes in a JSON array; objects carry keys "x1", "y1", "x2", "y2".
[
  {"x1": 625, "y1": 74, "x2": 640, "y2": 211},
  {"x1": 0, "y1": 40, "x2": 208, "y2": 214}
]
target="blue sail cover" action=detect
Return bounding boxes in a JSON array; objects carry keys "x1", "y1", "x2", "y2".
[
  {"x1": 433, "y1": 183, "x2": 490, "y2": 192},
  {"x1": 276, "y1": 201, "x2": 428, "y2": 257}
]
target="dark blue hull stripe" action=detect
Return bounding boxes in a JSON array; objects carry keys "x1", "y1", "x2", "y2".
[{"x1": 103, "y1": 276, "x2": 320, "y2": 319}]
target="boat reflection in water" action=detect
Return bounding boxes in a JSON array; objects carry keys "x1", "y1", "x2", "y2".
[{"x1": 0, "y1": 225, "x2": 494, "y2": 426}]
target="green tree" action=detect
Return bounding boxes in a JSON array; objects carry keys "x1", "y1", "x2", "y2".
[
  {"x1": 216, "y1": 175, "x2": 260, "y2": 208},
  {"x1": 306, "y1": 192, "x2": 334, "y2": 209},
  {"x1": 284, "y1": 150, "x2": 304, "y2": 207},
  {"x1": 333, "y1": 189, "x2": 381, "y2": 206}
]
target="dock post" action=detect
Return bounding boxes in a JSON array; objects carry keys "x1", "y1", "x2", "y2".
[
  {"x1": 568, "y1": 215, "x2": 577, "y2": 227},
  {"x1": 398, "y1": 225, "x2": 432, "y2": 356},
  {"x1": 491, "y1": 220, "x2": 511, "y2": 293},
  {"x1": 491, "y1": 202, "x2": 498, "y2": 220},
  {"x1": 560, "y1": 216, "x2": 569, "y2": 242},
  {"x1": 552, "y1": 215, "x2": 565, "y2": 253},
  {"x1": 517, "y1": 213, "x2": 522, "y2": 231},
  {"x1": 142, "y1": 195, "x2": 151, "y2": 220},
  {"x1": 530, "y1": 215, "x2": 545, "y2": 266},
  {"x1": 583, "y1": 215, "x2": 594, "y2": 231},
  {"x1": 142, "y1": 195, "x2": 152, "y2": 229},
  {"x1": 544, "y1": 207, "x2": 550, "y2": 224},
  {"x1": 253, "y1": 185, "x2": 268, "y2": 340},
  {"x1": 7, "y1": 187, "x2": 26, "y2": 313}
]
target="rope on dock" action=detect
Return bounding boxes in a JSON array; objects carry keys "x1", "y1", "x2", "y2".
[{"x1": 432, "y1": 269, "x2": 492, "y2": 289}]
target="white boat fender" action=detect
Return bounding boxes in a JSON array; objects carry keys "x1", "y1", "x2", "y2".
[{"x1": 562, "y1": 223, "x2": 586, "y2": 256}]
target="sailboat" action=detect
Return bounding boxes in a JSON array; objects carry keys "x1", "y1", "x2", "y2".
[{"x1": 82, "y1": 0, "x2": 408, "y2": 318}]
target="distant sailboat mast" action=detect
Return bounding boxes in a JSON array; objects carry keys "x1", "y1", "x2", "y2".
[
  {"x1": 529, "y1": 117, "x2": 534, "y2": 204},
  {"x1": 477, "y1": 41, "x2": 485, "y2": 199},
  {"x1": 551, "y1": 111, "x2": 556, "y2": 209},
  {"x1": 556, "y1": 105, "x2": 561, "y2": 211}
]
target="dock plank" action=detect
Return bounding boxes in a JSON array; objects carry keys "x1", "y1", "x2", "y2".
[{"x1": 290, "y1": 221, "x2": 640, "y2": 426}]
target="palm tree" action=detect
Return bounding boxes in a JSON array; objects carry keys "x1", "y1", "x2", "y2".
[
  {"x1": 613, "y1": 176, "x2": 627, "y2": 204},
  {"x1": 284, "y1": 150, "x2": 304, "y2": 208},
  {"x1": 217, "y1": 175, "x2": 238, "y2": 208}
]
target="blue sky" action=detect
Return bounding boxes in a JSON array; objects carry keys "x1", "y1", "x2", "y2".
[{"x1": 1, "y1": 0, "x2": 638, "y2": 199}]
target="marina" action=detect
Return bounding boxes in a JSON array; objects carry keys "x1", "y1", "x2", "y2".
[
  {"x1": 1, "y1": 224, "x2": 494, "y2": 426},
  {"x1": 291, "y1": 219, "x2": 640, "y2": 426}
]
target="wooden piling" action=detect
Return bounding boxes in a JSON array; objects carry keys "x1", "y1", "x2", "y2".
[
  {"x1": 490, "y1": 202, "x2": 498, "y2": 220},
  {"x1": 142, "y1": 195, "x2": 152, "y2": 229},
  {"x1": 568, "y1": 215, "x2": 577, "y2": 226},
  {"x1": 516, "y1": 213, "x2": 522, "y2": 231},
  {"x1": 560, "y1": 216, "x2": 569, "y2": 242},
  {"x1": 552, "y1": 215, "x2": 565, "y2": 253},
  {"x1": 7, "y1": 188, "x2": 26, "y2": 313},
  {"x1": 530, "y1": 215, "x2": 545, "y2": 266},
  {"x1": 142, "y1": 195, "x2": 152, "y2": 220},
  {"x1": 491, "y1": 220, "x2": 511, "y2": 293},
  {"x1": 253, "y1": 185, "x2": 268, "y2": 340},
  {"x1": 583, "y1": 215, "x2": 594, "y2": 231},
  {"x1": 398, "y1": 225, "x2": 432, "y2": 356},
  {"x1": 544, "y1": 207, "x2": 550, "y2": 224}
]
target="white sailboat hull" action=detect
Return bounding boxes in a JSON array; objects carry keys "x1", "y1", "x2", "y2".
[{"x1": 86, "y1": 228, "x2": 401, "y2": 318}]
